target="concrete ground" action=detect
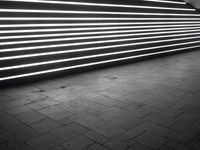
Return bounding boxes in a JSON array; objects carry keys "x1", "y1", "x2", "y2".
[{"x1": 1, "y1": 50, "x2": 200, "y2": 150}]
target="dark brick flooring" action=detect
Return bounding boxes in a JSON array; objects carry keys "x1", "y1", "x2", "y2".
[{"x1": 1, "y1": 51, "x2": 200, "y2": 150}]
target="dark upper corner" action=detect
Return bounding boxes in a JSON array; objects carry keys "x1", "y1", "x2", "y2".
[{"x1": 184, "y1": 0, "x2": 200, "y2": 10}]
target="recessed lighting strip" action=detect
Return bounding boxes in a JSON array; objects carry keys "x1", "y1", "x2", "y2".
[
  {"x1": 1, "y1": 22, "x2": 200, "y2": 28},
  {"x1": 1, "y1": 24, "x2": 200, "y2": 34},
  {"x1": 1, "y1": 27, "x2": 200, "y2": 46},
  {"x1": 143, "y1": 0, "x2": 185, "y2": 5},
  {"x1": 1, "y1": 0, "x2": 194, "y2": 11},
  {"x1": 1, "y1": 24, "x2": 200, "y2": 40},
  {"x1": 1, "y1": 44, "x2": 199, "y2": 82},
  {"x1": 1, "y1": 33, "x2": 200, "y2": 60},
  {"x1": 1, "y1": 40, "x2": 199, "y2": 71},
  {"x1": 1, "y1": 30, "x2": 200, "y2": 52},
  {"x1": 0, "y1": 9, "x2": 199, "y2": 16},
  {"x1": 0, "y1": 17, "x2": 199, "y2": 20}
]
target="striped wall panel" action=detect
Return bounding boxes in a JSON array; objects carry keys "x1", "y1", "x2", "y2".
[{"x1": 0, "y1": 0, "x2": 200, "y2": 83}]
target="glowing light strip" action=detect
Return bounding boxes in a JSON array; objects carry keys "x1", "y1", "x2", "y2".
[
  {"x1": 1, "y1": 24, "x2": 200, "y2": 40},
  {"x1": 1, "y1": 0, "x2": 194, "y2": 11},
  {"x1": 1, "y1": 27, "x2": 200, "y2": 46},
  {"x1": 1, "y1": 33, "x2": 200, "y2": 60},
  {"x1": 1, "y1": 22, "x2": 200, "y2": 28},
  {"x1": 143, "y1": 0, "x2": 185, "y2": 4},
  {"x1": 0, "y1": 17, "x2": 199, "y2": 21},
  {"x1": 1, "y1": 45, "x2": 199, "y2": 82},
  {"x1": 1, "y1": 9, "x2": 199, "y2": 16},
  {"x1": 2, "y1": 31, "x2": 200, "y2": 53},
  {"x1": 1, "y1": 40, "x2": 199, "y2": 71},
  {"x1": 0, "y1": 25, "x2": 198, "y2": 40},
  {"x1": 1, "y1": 24, "x2": 200, "y2": 34}
]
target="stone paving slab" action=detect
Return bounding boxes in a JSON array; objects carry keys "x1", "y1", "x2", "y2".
[{"x1": 1, "y1": 50, "x2": 200, "y2": 149}]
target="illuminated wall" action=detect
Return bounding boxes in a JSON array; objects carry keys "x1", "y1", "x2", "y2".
[{"x1": 0, "y1": 0, "x2": 200, "y2": 83}]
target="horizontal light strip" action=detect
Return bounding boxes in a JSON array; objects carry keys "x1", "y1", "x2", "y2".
[
  {"x1": 1, "y1": 40, "x2": 199, "y2": 71},
  {"x1": 2, "y1": 33, "x2": 200, "y2": 60},
  {"x1": 1, "y1": 22, "x2": 200, "y2": 28},
  {"x1": 1, "y1": 0, "x2": 194, "y2": 11},
  {"x1": 2, "y1": 27, "x2": 200, "y2": 46},
  {"x1": 143, "y1": 0, "x2": 185, "y2": 4},
  {"x1": 1, "y1": 30, "x2": 200, "y2": 53},
  {"x1": 2, "y1": 24, "x2": 200, "y2": 34},
  {"x1": 1, "y1": 24, "x2": 200, "y2": 40},
  {"x1": 1, "y1": 17, "x2": 200, "y2": 21},
  {"x1": 1, "y1": 9, "x2": 199, "y2": 17},
  {"x1": 1, "y1": 45, "x2": 199, "y2": 82}
]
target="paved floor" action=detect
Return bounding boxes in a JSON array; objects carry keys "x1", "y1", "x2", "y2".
[{"x1": 1, "y1": 51, "x2": 200, "y2": 150}]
